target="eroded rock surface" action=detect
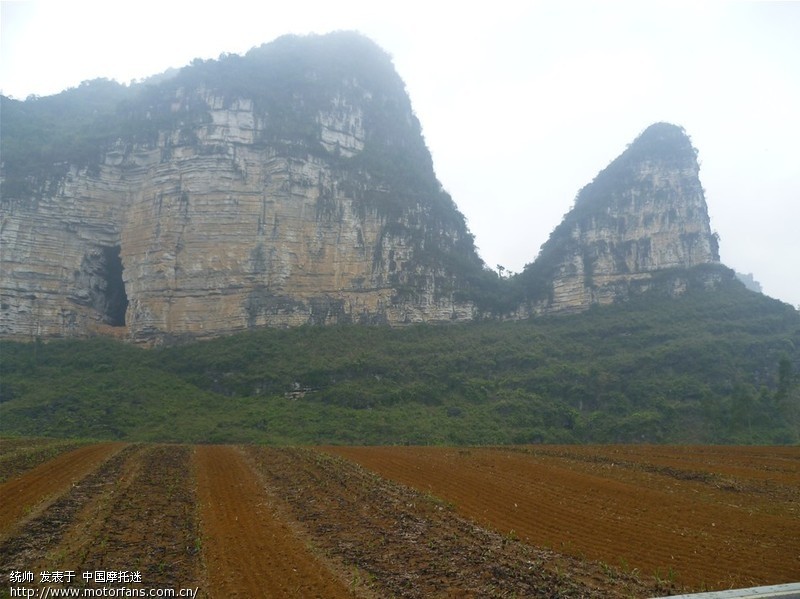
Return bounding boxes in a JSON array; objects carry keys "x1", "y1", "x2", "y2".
[{"x1": 0, "y1": 36, "x2": 722, "y2": 343}]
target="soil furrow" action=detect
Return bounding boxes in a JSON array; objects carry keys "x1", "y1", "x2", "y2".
[
  {"x1": 512, "y1": 445, "x2": 800, "y2": 501},
  {"x1": 61, "y1": 444, "x2": 201, "y2": 590},
  {"x1": 3, "y1": 441, "x2": 797, "y2": 596},
  {"x1": 0, "y1": 442, "x2": 125, "y2": 539},
  {"x1": 193, "y1": 445, "x2": 353, "y2": 599},
  {"x1": 246, "y1": 446, "x2": 667, "y2": 598},
  {"x1": 328, "y1": 445, "x2": 800, "y2": 590},
  {"x1": 0, "y1": 444, "x2": 136, "y2": 573},
  {"x1": 0, "y1": 438, "x2": 89, "y2": 483}
]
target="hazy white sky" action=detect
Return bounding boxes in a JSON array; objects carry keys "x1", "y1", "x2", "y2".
[{"x1": 2, "y1": 1, "x2": 799, "y2": 307}]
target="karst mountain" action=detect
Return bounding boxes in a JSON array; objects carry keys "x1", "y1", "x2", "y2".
[{"x1": 1, "y1": 32, "x2": 733, "y2": 343}]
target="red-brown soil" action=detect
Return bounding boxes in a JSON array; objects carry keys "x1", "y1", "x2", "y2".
[
  {"x1": 0, "y1": 438, "x2": 89, "y2": 483},
  {"x1": 0, "y1": 445, "x2": 139, "y2": 573},
  {"x1": 2, "y1": 441, "x2": 796, "y2": 597},
  {"x1": 0, "y1": 444, "x2": 201, "y2": 592},
  {"x1": 0, "y1": 442, "x2": 124, "y2": 538},
  {"x1": 193, "y1": 445, "x2": 354, "y2": 598},
  {"x1": 245, "y1": 446, "x2": 666, "y2": 598},
  {"x1": 327, "y1": 445, "x2": 800, "y2": 590},
  {"x1": 68, "y1": 444, "x2": 201, "y2": 587}
]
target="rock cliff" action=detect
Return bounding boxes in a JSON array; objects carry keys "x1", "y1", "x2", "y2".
[
  {"x1": 1, "y1": 35, "x2": 725, "y2": 344},
  {"x1": 516, "y1": 123, "x2": 722, "y2": 315},
  {"x1": 1, "y1": 33, "x2": 482, "y2": 343}
]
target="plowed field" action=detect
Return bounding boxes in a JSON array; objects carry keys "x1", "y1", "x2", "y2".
[
  {"x1": 0, "y1": 441, "x2": 124, "y2": 537},
  {"x1": 327, "y1": 445, "x2": 800, "y2": 590},
  {"x1": 1, "y1": 440, "x2": 798, "y2": 598},
  {"x1": 194, "y1": 445, "x2": 352, "y2": 598}
]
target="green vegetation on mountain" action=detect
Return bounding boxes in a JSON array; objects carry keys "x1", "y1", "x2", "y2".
[
  {"x1": 0, "y1": 34, "x2": 724, "y2": 321},
  {"x1": 1, "y1": 32, "x2": 496, "y2": 309},
  {"x1": 516, "y1": 123, "x2": 719, "y2": 305},
  {"x1": 2, "y1": 34, "x2": 796, "y2": 446},
  {"x1": 0, "y1": 79, "x2": 129, "y2": 196},
  {"x1": 2, "y1": 268, "x2": 798, "y2": 445},
  {"x1": 0, "y1": 33, "x2": 433, "y2": 198}
]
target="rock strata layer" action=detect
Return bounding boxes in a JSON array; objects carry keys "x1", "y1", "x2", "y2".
[
  {"x1": 1, "y1": 36, "x2": 723, "y2": 344},
  {"x1": 518, "y1": 122, "x2": 721, "y2": 315},
  {"x1": 0, "y1": 35, "x2": 479, "y2": 343}
]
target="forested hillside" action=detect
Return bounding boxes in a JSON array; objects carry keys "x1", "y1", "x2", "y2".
[{"x1": 2, "y1": 267, "x2": 797, "y2": 445}]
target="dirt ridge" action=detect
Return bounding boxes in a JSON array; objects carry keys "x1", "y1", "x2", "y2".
[{"x1": 1, "y1": 441, "x2": 797, "y2": 597}]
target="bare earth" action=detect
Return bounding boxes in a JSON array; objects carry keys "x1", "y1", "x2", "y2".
[
  {"x1": 0, "y1": 442, "x2": 123, "y2": 538},
  {"x1": 1, "y1": 440, "x2": 798, "y2": 597},
  {"x1": 328, "y1": 445, "x2": 800, "y2": 590},
  {"x1": 193, "y1": 445, "x2": 353, "y2": 598}
]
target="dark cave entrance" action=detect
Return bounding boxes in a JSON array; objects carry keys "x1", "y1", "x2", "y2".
[{"x1": 100, "y1": 245, "x2": 128, "y2": 327}]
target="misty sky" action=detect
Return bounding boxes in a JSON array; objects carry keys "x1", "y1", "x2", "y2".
[{"x1": 2, "y1": 1, "x2": 798, "y2": 307}]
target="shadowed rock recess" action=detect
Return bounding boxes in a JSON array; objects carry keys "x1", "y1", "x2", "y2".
[{"x1": 0, "y1": 32, "x2": 724, "y2": 344}]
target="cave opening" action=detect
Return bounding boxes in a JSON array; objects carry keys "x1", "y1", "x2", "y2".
[{"x1": 101, "y1": 245, "x2": 128, "y2": 327}]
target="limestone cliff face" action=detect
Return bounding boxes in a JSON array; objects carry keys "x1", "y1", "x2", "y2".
[
  {"x1": 0, "y1": 34, "x2": 726, "y2": 343},
  {"x1": 518, "y1": 123, "x2": 721, "y2": 314},
  {"x1": 0, "y1": 33, "x2": 480, "y2": 343}
]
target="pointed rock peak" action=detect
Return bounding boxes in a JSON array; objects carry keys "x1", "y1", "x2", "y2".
[
  {"x1": 636, "y1": 121, "x2": 690, "y2": 142},
  {"x1": 571, "y1": 122, "x2": 699, "y2": 216},
  {"x1": 621, "y1": 122, "x2": 698, "y2": 166},
  {"x1": 519, "y1": 122, "x2": 719, "y2": 314}
]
